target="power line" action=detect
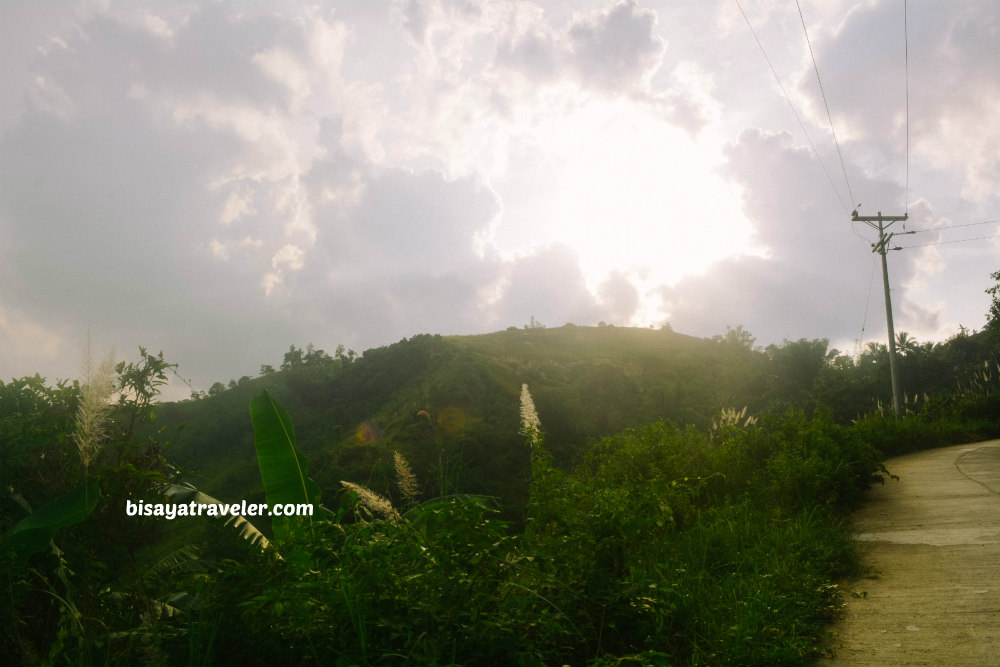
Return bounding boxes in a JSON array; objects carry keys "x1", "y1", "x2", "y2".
[
  {"x1": 906, "y1": 219, "x2": 1000, "y2": 233},
  {"x1": 850, "y1": 219, "x2": 874, "y2": 245},
  {"x1": 904, "y1": 0, "x2": 910, "y2": 213},
  {"x1": 734, "y1": 0, "x2": 850, "y2": 215},
  {"x1": 795, "y1": 0, "x2": 856, "y2": 209},
  {"x1": 857, "y1": 255, "x2": 877, "y2": 359},
  {"x1": 900, "y1": 233, "x2": 1000, "y2": 249}
]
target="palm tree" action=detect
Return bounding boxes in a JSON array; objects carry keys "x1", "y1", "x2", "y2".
[
  {"x1": 896, "y1": 332, "x2": 918, "y2": 357},
  {"x1": 863, "y1": 341, "x2": 887, "y2": 361}
]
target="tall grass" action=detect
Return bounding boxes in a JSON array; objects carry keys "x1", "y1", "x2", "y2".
[
  {"x1": 73, "y1": 340, "x2": 116, "y2": 471},
  {"x1": 154, "y1": 394, "x2": 887, "y2": 667}
]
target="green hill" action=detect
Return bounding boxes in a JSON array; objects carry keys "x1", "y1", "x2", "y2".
[
  {"x1": 152, "y1": 322, "x2": 1000, "y2": 520},
  {"x1": 154, "y1": 325, "x2": 769, "y2": 517},
  {"x1": 5, "y1": 319, "x2": 999, "y2": 666}
]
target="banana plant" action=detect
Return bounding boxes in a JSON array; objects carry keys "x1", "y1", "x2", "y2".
[
  {"x1": 249, "y1": 389, "x2": 327, "y2": 541},
  {"x1": 1, "y1": 478, "x2": 100, "y2": 567},
  {"x1": 159, "y1": 482, "x2": 270, "y2": 550}
]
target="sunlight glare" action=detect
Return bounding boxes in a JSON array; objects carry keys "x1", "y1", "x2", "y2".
[{"x1": 546, "y1": 100, "x2": 755, "y2": 323}]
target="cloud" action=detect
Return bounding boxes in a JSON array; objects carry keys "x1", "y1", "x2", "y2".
[
  {"x1": 288, "y1": 166, "x2": 633, "y2": 341},
  {"x1": 491, "y1": 244, "x2": 604, "y2": 329},
  {"x1": 567, "y1": 0, "x2": 665, "y2": 92},
  {"x1": 399, "y1": 0, "x2": 430, "y2": 44},
  {"x1": 0, "y1": 305, "x2": 66, "y2": 372},
  {"x1": 492, "y1": 0, "x2": 666, "y2": 94},
  {"x1": 598, "y1": 271, "x2": 640, "y2": 324},
  {"x1": 344, "y1": 168, "x2": 501, "y2": 271},
  {"x1": 790, "y1": 0, "x2": 1000, "y2": 205},
  {"x1": 1, "y1": 0, "x2": 996, "y2": 400},
  {"x1": 899, "y1": 298, "x2": 943, "y2": 338},
  {"x1": 658, "y1": 126, "x2": 946, "y2": 345}
]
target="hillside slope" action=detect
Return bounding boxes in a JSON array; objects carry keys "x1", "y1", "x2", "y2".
[{"x1": 153, "y1": 325, "x2": 767, "y2": 516}]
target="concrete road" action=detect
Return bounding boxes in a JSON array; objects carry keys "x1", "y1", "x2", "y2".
[{"x1": 825, "y1": 439, "x2": 1000, "y2": 666}]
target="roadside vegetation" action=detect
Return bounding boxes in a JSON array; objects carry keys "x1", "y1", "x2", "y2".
[{"x1": 2, "y1": 273, "x2": 998, "y2": 665}]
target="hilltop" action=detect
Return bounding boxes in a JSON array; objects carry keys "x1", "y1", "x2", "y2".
[
  {"x1": 151, "y1": 322, "x2": 998, "y2": 518},
  {"x1": 153, "y1": 325, "x2": 769, "y2": 514}
]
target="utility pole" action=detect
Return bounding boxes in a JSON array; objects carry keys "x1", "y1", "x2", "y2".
[{"x1": 852, "y1": 210, "x2": 912, "y2": 418}]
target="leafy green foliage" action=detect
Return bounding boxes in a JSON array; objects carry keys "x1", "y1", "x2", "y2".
[
  {"x1": 191, "y1": 497, "x2": 521, "y2": 666},
  {"x1": 160, "y1": 482, "x2": 270, "y2": 550},
  {"x1": 156, "y1": 395, "x2": 887, "y2": 666},
  {"x1": 4, "y1": 320, "x2": 1000, "y2": 666},
  {"x1": 248, "y1": 390, "x2": 323, "y2": 540},
  {"x1": 0, "y1": 348, "x2": 182, "y2": 665},
  {"x1": 1, "y1": 478, "x2": 101, "y2": 566},
  {"x1": 986, "y1": 269, "x2": 1000, "y2": 345}
]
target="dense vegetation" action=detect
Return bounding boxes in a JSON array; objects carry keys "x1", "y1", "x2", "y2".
[{"x1": 2, "y1": 273, "x2": 999, "y2": 665}]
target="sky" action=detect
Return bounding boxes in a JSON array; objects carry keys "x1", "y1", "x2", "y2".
[{"x1": 1, "y1": 0, "x2": 998, "y2": 400}]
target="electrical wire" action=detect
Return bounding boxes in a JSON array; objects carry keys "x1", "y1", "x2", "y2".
[
  {"x1": 850, "y1": 219, "x2": 874, "y2": 245},
  {"x1": 905, "y1": 219, "x2": 1000, "y2": 233},
  {"x1": 899, "y1": 233, "x2": 1000, "y2": 249},
  {"x1": 734, "y1": 0, "x2": 851, "y2": 216},
  {"x1": 857, "y1": 255, "x2": 877, "y2": 359},
  {"x1": 795, "y1": 0, "x2": 856, "y2": 209},
  {"x1": 904, "y1": 0, "x2": 909, "y2": 214}
]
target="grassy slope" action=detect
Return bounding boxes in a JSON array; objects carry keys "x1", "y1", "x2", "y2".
[{"x1": 152, "y1": 326, "x2": 764, "y2": 516}]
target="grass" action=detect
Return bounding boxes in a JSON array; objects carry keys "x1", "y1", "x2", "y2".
[{"x1": 164, "y1": 397, "x2": 880, "y2": 666}]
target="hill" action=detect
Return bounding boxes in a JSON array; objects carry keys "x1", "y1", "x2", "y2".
[
  {"x1": 152, "y1": 322, "x2": 1000, "y2": 519},
  {"x1": 5, "y1": 320, "x2": 999, "y2": 666},
  {"x1": 153, "y1": 325, "x2": 770, "y2": 516}
]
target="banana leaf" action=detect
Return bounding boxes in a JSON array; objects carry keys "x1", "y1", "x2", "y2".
[
  {"x1": 160, "y1": 482, "x2": 270, "y2": 550},
  {"x1": 1, "y1": 477, "x2": 100, "y2": 566},
  {"x1": 249, "y1": 389, "x2": 322, "y2": 540}
]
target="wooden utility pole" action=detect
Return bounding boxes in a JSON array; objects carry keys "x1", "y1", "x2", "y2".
[{"x1": 852, "y1": 210, "x2": 911, "y2": 418}]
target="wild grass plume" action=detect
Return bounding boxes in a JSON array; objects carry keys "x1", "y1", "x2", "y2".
[
  {"x1": 341, "y1": 481, "x2": 400, "y2": 521},
  {"x1": 711, "y1": 406, "x2": 757, "y2": 432},
  {"x1": 519, "y1": 383, "x2": 541, "y2": 445},
  {"x1": 74, "y1": 339, "x2": 116, "y2": 470},
  {"x1": 393, "y1": 451, "x2": 419, "y2": 506}
]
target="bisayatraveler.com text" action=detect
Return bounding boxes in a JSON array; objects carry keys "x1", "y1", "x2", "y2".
[{"x1": 125, "y1": 499, "x2": 313, "y2": 520}]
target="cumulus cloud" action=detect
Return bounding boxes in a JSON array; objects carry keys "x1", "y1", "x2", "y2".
[
  {"x1": 491, "y1": 244, "x2": 604, "y2": 329},
  {"x1": 492, "y1": 0, "x2": 670, "y2": 100},
  {"x1": 567, "y1": 0, "x2": 665, "y2": 92},
  {"x1": 1, "y1": 0, "x2": 996, "y2": 398},
  {"x1": 598, "y1": 271, "x2": 640, "y2": 324},
  {"x1": 659, "y1": 125, "x2": 954, "y2": 346},
  {"x1": 789, "y1": 0, "x2": 1000, "y2": 205}
]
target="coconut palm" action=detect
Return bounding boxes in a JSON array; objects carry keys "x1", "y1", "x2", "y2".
[{"x1": 896, "y1": 331, "x2": 918, "y2": 357}]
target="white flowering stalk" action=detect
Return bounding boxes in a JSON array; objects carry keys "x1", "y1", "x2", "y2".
[
  {"x1": 710, "y1": 406, "x2": 758, "y2": 442},
  {"x1": 393, "y1": 451, "x2": 419, "y2": 506},
  {"x1": 519, "y1": 383, "x2": 542, "y2": 446},
  {"x1": 341, "y1": 481, "x2": 400, "y2": 521},
  {"x1": 74, "y1": 339, "x2": 116, "y2": 470}
]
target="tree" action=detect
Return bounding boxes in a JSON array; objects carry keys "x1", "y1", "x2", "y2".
[
  {"x1": 762, "y1": 338, "x2": 828, "y2": 410},
  {"x1": 895, "y1": 332, "x2": 917, "y2": 357},
  {"x1": 259, "y1": 364, "x2": 276, "y2": 376},
  {"x1": 987, "y1": 270, "x2": 1000, "y2": 347},
  {"x1": 303, "y1": 343, "x2": 332, "y2": 367},
  {"x1": 281, "y1": 345, "x2": 305, "y2": 371},
  {"x1": 714, "y1": 324, "x2": 756, "y2": 350},
  {"x1": 208, "y1": 382, "x2": 226, "y2": 396},
  {"x1": 861, "y1": 342, "x2": 887, "y2": 364},
  {"x1": 114, "y1": 347, "x2": 175, "y2": 442},
  {"x1": 335, "y1": 344, "x2": 357, "y2": 367}
]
